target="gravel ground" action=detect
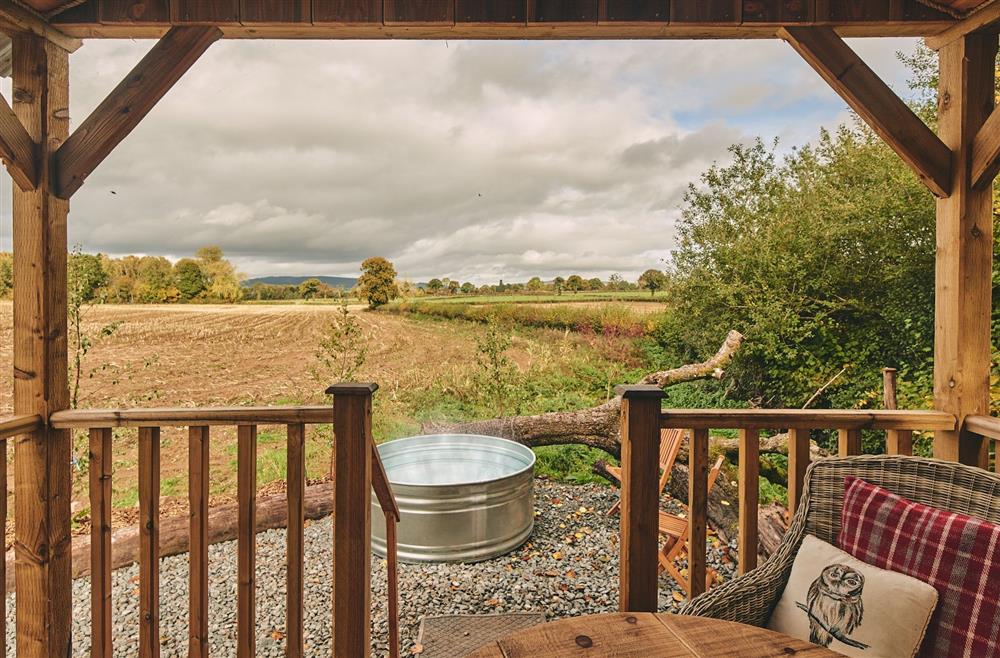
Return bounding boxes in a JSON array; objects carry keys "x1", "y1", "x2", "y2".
[{"x1": 4, "y1": 481, "x2": 737, "y2": 657}]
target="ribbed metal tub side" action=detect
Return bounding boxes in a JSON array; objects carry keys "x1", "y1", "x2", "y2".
[{"x1": 371, "y1": 434, "x2": 536, "y2": 563}]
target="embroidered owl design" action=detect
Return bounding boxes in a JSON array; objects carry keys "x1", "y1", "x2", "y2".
[{"x1": 797, "y1": 563, "x2": 868, "y2": 650}]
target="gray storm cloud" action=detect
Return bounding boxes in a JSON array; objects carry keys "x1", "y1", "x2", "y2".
[{"x1": 55, "y1": 37, "x2": 917, "y2": 283}]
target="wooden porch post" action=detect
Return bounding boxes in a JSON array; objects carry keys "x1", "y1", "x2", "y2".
[
  {"x1": 11, "y1": 33, "x2": 72, "y2": 658},
  {"x1": 617, "y1": 385, "x2": 664, "y2": 613},
  {"x1": 934, "y1": 34, "x2": 998, "y2": 467},
  {"x1": 327, "y1": 383, "x2": 377, "y2": 658}
]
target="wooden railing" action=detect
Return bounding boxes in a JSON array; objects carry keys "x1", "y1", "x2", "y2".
[
  {"x1": 49, "y1": 383, "x2": 398, "y2": 658},
  {"x1": 616, "y1": 386, "x2": 957, "y2": 612},
  {"x1": 966, "y1": 415, "x2": 1000, "y2": 473}
]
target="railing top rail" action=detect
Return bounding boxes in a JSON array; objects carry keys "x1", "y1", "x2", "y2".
[
  {"x1": 660, "y1": 408, "x2": 956, "y2": 431},
  {"x1": 966, "y1": 415, "x2": 1000, "y2": 441},
  {"x1": 50, "y1": 406, "x2": 334, "y2": 429},
  {"x1": 0, "y1": 414, "x2": 44, "y2": 439}
]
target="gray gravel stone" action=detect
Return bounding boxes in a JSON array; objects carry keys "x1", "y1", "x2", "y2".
[{"x1": 4, "y1": 480, "x2": 737, "y2": 657}]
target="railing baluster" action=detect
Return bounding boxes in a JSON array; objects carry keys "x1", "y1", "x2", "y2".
[
  {"x1": 188, "y1": 426, "x2": 210, "y2": 658},
  {"x1": 616, "y1": 386, "x2": 663, "y2": 613},
  {"x1": 787, "y1": 428, "x2": 810, "y2": 517},
  {"x1": 328, "y1": 383, "x2": 378, "y2": 658},
  {"x1": 688, "y1": 427, "x2": 710, "y2": 598},
  {"x1": 237, "y1": 424, "x2": 257, "y2": 657},
  {"x1": 286, "y1": 423, "x2": 305, "y2": 658},
  {"x1": 839, "y1": 428, "x2": 862, "y2": 456},
  {"x1": 138, "y1": 427, "x2": 161, "y2": 658},
  {"x1": 886, "y1": 430, "x2": 914, "y2": 456},
  {"x1": 90, "y1": 428, "x2": 113, "y2": 658},
  {"x1": 386, "y1": 515, "x2": 400, "y2": 658},
  {"x1": 738, "y1": 428, "x2": 759, "y2": 575}
]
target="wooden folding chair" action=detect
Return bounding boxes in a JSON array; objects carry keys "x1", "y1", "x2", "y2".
[
  {"x1": 605, "y1": 427, "x2": 684, "y2": 516},
  {"x1": 657, "y1": 455, "x2": 726, "y2": 597}
]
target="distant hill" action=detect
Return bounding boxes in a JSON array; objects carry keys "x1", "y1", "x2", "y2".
[{"x1": 243, "y1": 275, "x2": 357, "y2": 289}]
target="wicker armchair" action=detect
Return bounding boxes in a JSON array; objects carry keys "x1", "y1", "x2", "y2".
[{"x1": 680, "y1": 454, "x2": 1000, "y2": 626}]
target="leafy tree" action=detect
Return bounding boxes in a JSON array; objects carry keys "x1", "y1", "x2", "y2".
[
  {"x1": 298, "y1": 278, "x2": 324, "y2": 299},
  {"x1": 566, "y1": 275, "x2": 584, "y2": 294},
  {"x1": 427, "y1": 278, "x2": 443, "y2": 294},
  {"x1": 638, "y1": 269, "x2": 666, "y2": 297},
  {"x1": 357, "y1": 256, "x2": 399, "y2": 308},
  {"x1": 587, "y1": 277, "x2": 603, "y2": 291},
  {"x1": 0, "y1": 252, "x2": 12, "y2": 299},
  {"x1": 553, "y1": 276, "x2": 565, "y2": 295},
  {"x1": 135, "y1": 256, "x2": 175, "y2": 303},
  {"x1": 174, "y1": 258, "x2": 207, "y2": 300},
  {"x1": 526, "y1": 276, "x2": 543, "y2": 292},
  {"x1": 197, "y1": 246, "x2": 242, "y2": 302},
  {"x1": 461, "y1": 282, "x2": 475, "y2": 294},
  {"x1": 448, "y1": 279, "x2": 460, "y2": 295}
]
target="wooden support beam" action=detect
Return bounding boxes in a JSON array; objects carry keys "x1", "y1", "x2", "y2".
[
  {"x1": 926, "y1": 1, "x2": 1000, "y2": 50},
  {"x1": 0, "y1": 92, "x2": 36, "y2": 190},
  {"x1": 780, "y1": 25, "x2": 953, "y2": 197},
  {"x1": 616, "y1": 385, "x2": 664, "y2": 613},
  {"x1": 972, "y1": 103, "x2": 1000, "y2": 189},
  {"x1": 11, "y1": 33, "x2": 72, "y2": 658},
  {"x1": 934, "y1": 34, "x2": 997, "y2": 467},
  {"x1": 54, "y1": 25, "x2": 221, "y2": 198},
  {"x1": 0, "y1": 0, "x2": 81, "y2": 53},
  {"x1": 328, "y1": 383, "x2": 377, "y2": 658}
]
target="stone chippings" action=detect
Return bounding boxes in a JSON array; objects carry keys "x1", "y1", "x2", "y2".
[{"x1": 3, "y1": 481, "x2": 737, "y2": 657}]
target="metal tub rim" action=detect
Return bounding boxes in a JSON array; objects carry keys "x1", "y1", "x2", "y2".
[{"x1": 376, "y1": 433, "x2": 536, "y2": 488}]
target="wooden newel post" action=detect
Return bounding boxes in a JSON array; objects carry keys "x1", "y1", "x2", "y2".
[
  {"x1": 617, "y1": 385, "x2": 665, "y2": 613},
  {"x1": 327, "y1": 383, "x2": 378, "y2": 658}
]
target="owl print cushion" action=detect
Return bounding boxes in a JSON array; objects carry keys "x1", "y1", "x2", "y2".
[{"x1": 768, "y1": 535, "x2": 938, "y2": 657}]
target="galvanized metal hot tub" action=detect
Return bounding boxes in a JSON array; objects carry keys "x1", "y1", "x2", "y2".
[{"x1": 371, "y1": 434, "x2": 535, "y2": 563}]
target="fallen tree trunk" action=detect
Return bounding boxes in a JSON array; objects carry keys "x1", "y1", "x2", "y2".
[
  {"x1": 423, "y1": 330, "x2": 746, "y2": 457},
  {"x1": 5, "y1": 481, "x2": 337, "y2": 594}
]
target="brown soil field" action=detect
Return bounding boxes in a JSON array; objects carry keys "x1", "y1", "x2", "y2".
[{"x1": 0, "y1": 301, "x2": 632, "y2": 535}]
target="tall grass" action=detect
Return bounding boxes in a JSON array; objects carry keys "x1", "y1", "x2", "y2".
[{"x1": 383, "y1": 300, "x2": 663, "y2": 337}]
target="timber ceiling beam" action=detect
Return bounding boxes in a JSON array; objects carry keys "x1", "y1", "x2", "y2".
[
  {"x1": 0, "y1": 90, "x2": 36, "y2": 189},
  {"x1": 779, "y1": 26, "x2": 953, "y2": 198},
  {"x1": 971, "y1": 103, "x2": 1000, "y2": 188},
  {"x1": 926, "y1": 1, "x2": 1000, "y2": 50},
  {"x1": 0, "y1": 0, "x2": 79, "y2": 52},
  {"x1": 54, "y1": 25, "x2": 221, "y2": 199}
]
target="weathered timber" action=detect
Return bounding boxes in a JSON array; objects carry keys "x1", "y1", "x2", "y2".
[
  {"x1": 934, "y1": 33, "x2": 997, "y2": 466},
  {"x1": 12, "y1": 33, "x2": 73, "y2": 658}
]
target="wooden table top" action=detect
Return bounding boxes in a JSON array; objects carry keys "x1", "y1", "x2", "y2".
[{"x1": 465, "y1": 612, "x2": 837, "y2": 657}]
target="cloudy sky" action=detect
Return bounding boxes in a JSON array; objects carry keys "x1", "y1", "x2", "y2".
[{"x1": 0, "y1": 36, "x2": 922, "y2": 283}]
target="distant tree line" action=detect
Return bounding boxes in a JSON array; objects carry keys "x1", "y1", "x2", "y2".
[
  {"x1": 0, "y1": 246, "x2": 244, "y2": 304},
  {"x1": 422, "y1": 271, "x2": 664, "y2": 296}
]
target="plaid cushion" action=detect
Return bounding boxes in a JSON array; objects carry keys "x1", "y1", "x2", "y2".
[{"x1": 838, "y1": 476, "x2": 1000, "y2": 658}]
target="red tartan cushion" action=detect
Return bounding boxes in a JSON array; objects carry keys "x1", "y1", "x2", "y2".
[{"x1": 838, "y1": 476, "x2": 1000, "y2": 658}]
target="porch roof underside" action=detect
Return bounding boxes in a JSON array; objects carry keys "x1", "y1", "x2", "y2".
[{"x1": 11, "y1": 0, "x2": 999, "y2": 40}]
